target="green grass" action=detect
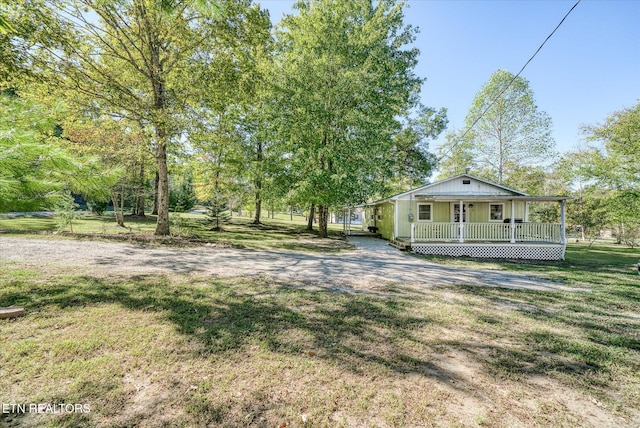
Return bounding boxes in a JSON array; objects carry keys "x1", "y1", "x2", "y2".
[
  {"x1": 1, "y1": 242, "x2": 639, "y2": 426},
  {"x1": 0, "y1": 213, "x2": 351, "y2": 253}
]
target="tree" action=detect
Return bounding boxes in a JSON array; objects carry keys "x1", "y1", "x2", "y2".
[
  {"x1": 580, "y1": 103, "x2": 640, "y2": 246},
  {"x1": 387, "y1": 106, "x2": 447, "y2": 192},
  {"x1": 442, "y1": 69, "x2": 555, "y2": 184},
  {"x1": 62, "y1": 117, "x2": 148, "y2": 227},
  {"x1": 5, "y1": 0, "x2": 260, "y2": 236},
  {"x1": 0, "y1": 91, "x2": 114, "y2": 212},
  {"x1": 184, "y1": 0, "x2": 272, "y2": 224},
  {"x1": 207, "y1": 188, "x2": 231, "y2": 231},
  {"x1": 168, "y1": 171, "x2": 197, "y2": 213},
  {"x1": 585, "y1": 103, "x2": 639, "y2": 192},
  {"x1": 274, "y1": 0, "x2": 429, "y2": 237}
]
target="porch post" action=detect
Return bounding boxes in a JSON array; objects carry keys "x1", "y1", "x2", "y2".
[
  {"x1": 510, "y1": 200, "x2": 516, "y2": 243},
  {"x1": 411, "y1": 223, "x2": 415, "y2": 243},
  {"x1": 394, "y1": 200, "x2": 398, "y2": 240},
  {"x1": 560, "y1": 199, "x2": 566, "y2": 244},
  {"x1": 346, "y1": 207, "x2": 350, "y2": 235},
  {"x1": 459, "y1": 199, "x2": 464, "y2": 243}
]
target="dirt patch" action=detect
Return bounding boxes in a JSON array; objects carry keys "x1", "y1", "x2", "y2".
[{"x1": 0, "y1": 236, "x2": 574, "y2": 292}]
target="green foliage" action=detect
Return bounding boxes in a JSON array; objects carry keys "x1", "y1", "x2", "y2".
[
  {"x1": 559, "y1": 103, "x2": 640, "y2": 246},
  {"x1": 584, "y1": 103, "x2": 639, "y2": 192},
  {"x1": 388, "y1": 106, "x2": 447, "y2": 191},
  {"x1": 86, "y1": 198, "x2": 109, "y2": 216},
  {"x1": 207, "y1": 190, "x2": 231, "y2": 231},
  {"x1": 4, "y1": 0, "x2": 253, "y2": 235},
  {"x1": 0, "y1": 92, "x2": 112, "y2": 212},
  {"x1": 54, "y1": 195, "x2": 79, "y2": 233},
  {"x1": 273, "y1": 0, "x2": 434, "y2": 236},
  {"x1": 169, "y1": 173, "x2": 197, "y2": 212},
  {"x1": 441, "y1": 69, "x2": 555, "y2": 184}
]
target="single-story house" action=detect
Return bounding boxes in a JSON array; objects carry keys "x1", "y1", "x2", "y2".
[{"x1": 355, "y1": 174, "x2": 570, "y2": 260}]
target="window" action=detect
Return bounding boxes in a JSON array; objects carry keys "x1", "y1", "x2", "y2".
[
  {"x1": 489, "y1": 203, "x2": 504, "y2": 221},
  {"x1": 417, "y1": 203, "x2": 432, "y2": 221},
  {"x1": 462, "y1": 179, "x2": 471, "y2": 185}
]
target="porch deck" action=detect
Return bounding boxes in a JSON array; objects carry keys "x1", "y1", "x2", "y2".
[
  {"x1": 402, "y1": 222, "x2": 566, "y2": 260},
  {"x1": 410, "y1": 222, "x2": 563, "y2": 244}
]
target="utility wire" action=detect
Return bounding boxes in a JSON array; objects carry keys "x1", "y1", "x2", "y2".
[{"x1": 438, "y1": 0, "x2": 581, "y2": 162}]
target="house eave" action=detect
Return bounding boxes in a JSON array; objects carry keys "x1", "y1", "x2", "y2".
[{"x1": 414, "y1": 195, "x2": 570, "y2": 202}]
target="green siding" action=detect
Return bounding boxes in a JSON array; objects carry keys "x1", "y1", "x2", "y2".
[
  {"x1": 433, "y1": 203, "x2": 449, "y2": 222},
  {"x1": 397, "y1": 200, "x2": 411, "y2": 237},
  {"x1": 362, "y1": 203, "x2": 395, "y2": 239},
  {"x1": 366, "y1": 199, "x2": 527, "y2": 239},
  {"x1": 377, "y1": 202, "x2": 395, "y2": 240},
  {"x1": 469, "y1": 202, "x2": 487, "y2": 222}
]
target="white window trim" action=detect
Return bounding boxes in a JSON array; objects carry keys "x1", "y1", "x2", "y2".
[
  {"x1": 489, "y1": 203, "x2": 504, "y2": 222},
  {"x1": 451, "y1": 203, "x2": 467, "y2": 223},
  {"x1": 417, "y1": 203, "x2": 433, "y2": 222}
]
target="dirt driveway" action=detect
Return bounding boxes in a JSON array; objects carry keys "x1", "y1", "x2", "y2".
[{"x1": 0, "y1": 236, "x2": 577, "y2": 292}]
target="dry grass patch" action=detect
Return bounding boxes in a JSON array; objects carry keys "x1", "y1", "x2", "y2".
[{"x1": 1, "y1": 256, "x2": 639, "y2": 427}]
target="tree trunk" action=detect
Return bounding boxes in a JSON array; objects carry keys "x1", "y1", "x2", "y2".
[
  {"x1": 135, "y1": 161, "x2": 145, "y2": 216},
  {"x1": 152, "y1": 170, "x2": 159, "y2": 215},
  {"x1": 111, "y1": 193, "x2": 125, "y2": 227},
  {"x1": 318, "y1": 205, "x2": 328, "y2": 238},
  {"x1": 154, "y1": 138, "x2": 170, "y2": 236},
  {"x1": 307, "y1": 203, "x2": 315, "y2": 231},
  {"x1": 253, "y1": 139, "x2": 263, "y2": 224},
  {"x1": 253, "y1": 180, "x2": 262, "y2": 224},
  {"x1": 147, "y1": 9, "x2": 169, "y2": 236}
]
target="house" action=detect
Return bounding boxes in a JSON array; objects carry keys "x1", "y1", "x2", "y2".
[{"x1": 356, "y1": 174, "x2": 569, "y2": 260}]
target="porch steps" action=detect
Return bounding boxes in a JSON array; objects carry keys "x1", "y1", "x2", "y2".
[{"x1": 389, "y1": 239, "x2": 411, "y2": 251}]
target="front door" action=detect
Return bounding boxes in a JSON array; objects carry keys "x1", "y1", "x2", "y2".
[{"x1": 452, "y1": 203, "x2": 467, "y2": 223}]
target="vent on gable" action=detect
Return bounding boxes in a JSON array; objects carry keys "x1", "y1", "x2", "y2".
[{"x1": 462, "y1": 179, "x2": 471, "y2": 185}]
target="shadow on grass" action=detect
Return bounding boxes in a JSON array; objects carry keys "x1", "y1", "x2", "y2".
[
  {"x1": 1, "y1": 272, "x2": 466, "y2": 426},
  {"x1": 451, "y1": 283, "x2": 640, "y2": 387},
  {"x1": 2, "y1": 274, "x2": 433, "y2": 363},
  {"x1": 2, "y1": 266, "x2": 639, "y2": 425}
]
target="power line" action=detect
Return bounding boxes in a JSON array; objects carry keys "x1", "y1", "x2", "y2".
[{"x1": 438, "y1": 0, "x2": 581, "y2": 162}]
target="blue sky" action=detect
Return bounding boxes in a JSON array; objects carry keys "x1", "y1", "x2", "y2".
[{"x1": 259, "y1": 0, "x2": 640, "y2": 154}]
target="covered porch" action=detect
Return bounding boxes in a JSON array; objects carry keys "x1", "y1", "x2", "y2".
[{"x1": 403, "y1": 196, "x2": 568, "y2": 260}]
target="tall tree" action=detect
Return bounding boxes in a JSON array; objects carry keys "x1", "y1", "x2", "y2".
[
  {"x1": 580, "y1": 102, "x2": 640, "y2": 244},
  {"x1": 274, "y1": 0, "x2": 427, "y2": 237},
  {"x1": 585, "y1": 103, "x2": 640, "y2": 192},
  {"x1": 5, "y1": 0, "x2": 257, "y2": 235},
  {"x1": 442, "y1": 69, "x2": 555, "y2": 184},
  {"x1": 185, "y1": 0, "x2": 272, "y2": 224},
  {"x1": 62, "y1": 117, "x2": 148, "y2": 227},
  {"x1": 388, "y1": 106, "x2": 447, "y2": 192}
]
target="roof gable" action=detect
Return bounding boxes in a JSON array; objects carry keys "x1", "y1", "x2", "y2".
[{"x1": 392, "y1": 174, "x2": 528, "y2": 200}]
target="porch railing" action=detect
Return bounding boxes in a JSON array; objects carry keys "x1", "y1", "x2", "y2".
[{"x1": 411, "y1": 222, "x2": 562, "y2": 244}]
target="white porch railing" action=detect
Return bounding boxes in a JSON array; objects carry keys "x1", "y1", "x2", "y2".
[{"x1": 411, "y1": 222, "x2": 562, "y2": 244}]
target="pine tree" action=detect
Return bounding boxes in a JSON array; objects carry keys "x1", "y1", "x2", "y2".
[{"x1": 207, "y1": 189, "x2": 231, "y2": 232}]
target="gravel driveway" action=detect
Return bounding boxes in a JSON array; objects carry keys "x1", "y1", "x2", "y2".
[{"x1": 0, "y1": 236, "x2": 578, "y2": 292}]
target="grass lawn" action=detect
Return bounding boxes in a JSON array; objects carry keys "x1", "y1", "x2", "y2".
[
  {"x1": 0, "y1": 212, "x2": 351, "y2": 253},
  {"x1": 1, "y1": 230, "x2": 639, "y2": 426}
]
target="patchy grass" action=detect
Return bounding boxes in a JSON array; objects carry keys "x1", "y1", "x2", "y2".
[
  {"x1": 1, "y1": 241, "x2": 639, "y2": 427},
  {"x1": 0, "y1": 213, "x2": 351, "y2": 253}
]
